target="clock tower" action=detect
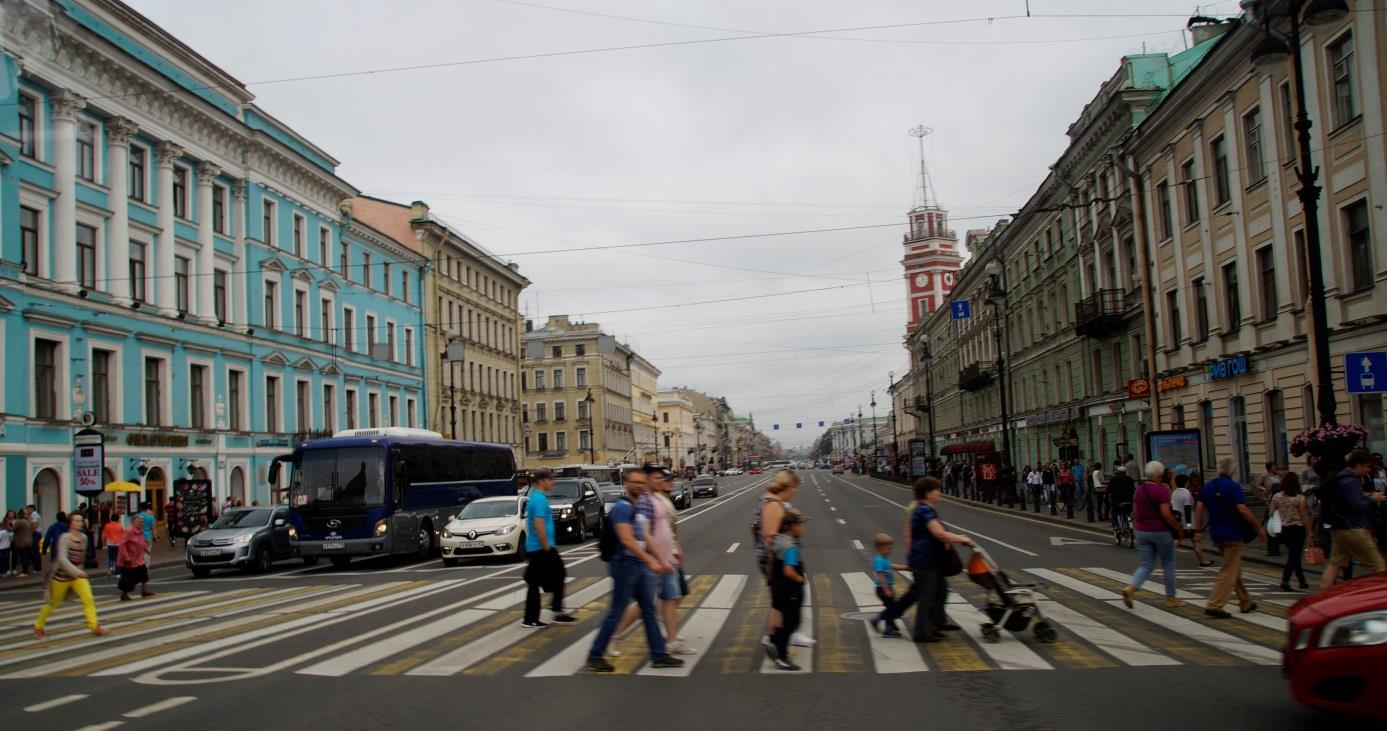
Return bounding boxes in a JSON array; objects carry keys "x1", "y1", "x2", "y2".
[{"x1": 901, "y1": 125, "x2": 962, "y2": 332}]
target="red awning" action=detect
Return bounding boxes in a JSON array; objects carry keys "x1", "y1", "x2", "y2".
[{"x1": 941, "y1": 440, "x2": 996, "y2": 455}]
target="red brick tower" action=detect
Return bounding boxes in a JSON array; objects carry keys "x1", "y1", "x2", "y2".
[{"x1": 902, "y1": 125, "x2": 962, "y2": 331}]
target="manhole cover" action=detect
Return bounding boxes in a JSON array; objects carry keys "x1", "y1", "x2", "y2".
[{"x1": 840, "y1": 611, "x2": 879, "y2": 621}]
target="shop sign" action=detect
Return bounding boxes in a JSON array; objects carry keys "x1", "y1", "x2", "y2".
[
  {"x1": 1127, "y1": 378, "x2": 1151, "y2": 399},
  {"x1": 1157, "y1": 375, "x2": 1187, "y2": 392},
  {"x1": 74, "y1": 428, "x2": 105, "y2": 496},
  {"x1": 1052, "y1": 437, "x2": 1079, "y2": 447},
  {"x1": 1206, "y1": 355, "x2": 1250, "y2": 381},
  {"x1": 1031, "y1": 408, "x2": 1073, "y2": 426},
  {"x1": 126, "y1": 433, "x2": 189, "y2": 448},
  {"x1": 256, "y1": 438, "x2": 291, "y2": 448}
]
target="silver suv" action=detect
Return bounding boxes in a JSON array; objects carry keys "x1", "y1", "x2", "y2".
[{"x1": 186, "y1": 506, "x2": 294, "y2": 577}]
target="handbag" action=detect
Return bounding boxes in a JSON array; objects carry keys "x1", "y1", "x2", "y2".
[
  {"x1": 1304, "y1": 545, "x2": 1326, "y2": 566},
  {"x1": 1266, "y1": 510, "x2": 1283, "y2": 538},
  {"x1": 942, "y1": 545, "x2": 963, "y2": 577}
]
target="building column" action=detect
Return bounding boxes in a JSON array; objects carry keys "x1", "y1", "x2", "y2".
[
  {"x1": 105, "y1": 118, "x2": 138, "y2": 305},
  {"x1": 232, "y1": 179, "x2": 248, "y2": 326},
  {"x1": 154, "y1": 142, "x2": 183, "y2": 316},
  {"x1": 195, "y1": 162, "x2": 220, "y2": 324},
  {"x1": 50, "y1": 90, "x2": 85, "y2": 293}
]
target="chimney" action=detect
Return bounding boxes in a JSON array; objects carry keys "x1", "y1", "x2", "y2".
[
  {"x1": 409, "y1": 200, "x2": 430, "y2": 222},
  {"x1": 525, "y1": 319, "x2": 533, "y2": 332},
  {"x1": 1188, "y1": 18, "x2": 1233, "y2": 46}
]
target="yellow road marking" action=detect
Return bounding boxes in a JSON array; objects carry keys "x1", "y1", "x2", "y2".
[
  {"x1": 607, "y1": 574, "x2": 717, "y2": 674},
  {"x1": 462, "y1": 596, "x2": 606, "y2": 676},
  {"x1": 812, "y1": 574, "x2": 867, "y2": 673}
]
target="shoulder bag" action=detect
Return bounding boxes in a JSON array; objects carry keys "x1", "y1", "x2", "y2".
[{"x1": 1216, "y1": 483, "x2": 1260, "y2": 544}]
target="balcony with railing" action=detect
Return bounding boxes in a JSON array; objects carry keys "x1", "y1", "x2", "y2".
[
  {"x1": 1074, "y1": 289, "x2": 1127, "y2": 338},
  {"x1": 958, "y1": 362, "x2": 996, "y2": 392}
]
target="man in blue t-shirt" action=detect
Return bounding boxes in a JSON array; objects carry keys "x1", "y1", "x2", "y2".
[
  {"x1": 522, "y1": 469, "x2": 574, "y2": 629},
  {"x1": 1070, "y1": 462, "x2": 1086, "y2": 503},
  {"x1": 587, "y1": 465, "x2": 683, "y2": 673},
  {"x1": 1194, "y1": 457, "x2": 1266, "y2": 618},
  {"x1": 138, "y1": 502, "x2": 156, "y2": 547}
]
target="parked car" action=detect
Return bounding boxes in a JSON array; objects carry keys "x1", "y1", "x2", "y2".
[
  {"x1": 441, "y1": 496, "x2": 527, "y2": 565},
  {"x1": 670, "y1": 478, "x2": 693, "y2": 509},
  {"x1": 548, "y1": 478, "x2": 605, "y2": 542},
  {"x1": 831, "y1": 464, "x2": 844, "y2": 475},
  {"x1": 690, "y1": 474, "x2": 719, "y2": 498},
  {"x1": 597, "y1": 484, "x2": 625, "y2": 515},
  {"x1": 1285, "y1": 571, "x2": 1387, "y2": 720},
  {"x1": 186, "y1": 506, "x2": 294, "y2": 577}
]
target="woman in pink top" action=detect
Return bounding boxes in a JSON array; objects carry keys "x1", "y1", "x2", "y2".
[
  {"x1": 116, "y1": 515, "x2": 155, "y2": 601},
  {"x1": 1122, "y1": 461, "x2": 1185, "y2": 610}
]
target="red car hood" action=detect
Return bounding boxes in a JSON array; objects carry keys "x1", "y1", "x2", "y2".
[{"x1": 1290, "y1": 572, "x2": 1387, "y2": 623}]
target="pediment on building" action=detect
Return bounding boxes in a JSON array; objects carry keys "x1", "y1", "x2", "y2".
[
  {"x1": 293, "y1": 356, "x2": 319, "y2": 372},
  {"x1": 261, "y1": 350, "x2": 291, "y2": 366}
]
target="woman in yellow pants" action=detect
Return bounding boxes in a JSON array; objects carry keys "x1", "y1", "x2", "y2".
[{"x1": 33, "y1": 513, "x2": 107, "y2": 639}]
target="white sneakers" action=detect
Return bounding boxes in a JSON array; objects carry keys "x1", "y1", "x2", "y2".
[{"x1": 790, "y1": 632, "x2": 816, "y2": 647}]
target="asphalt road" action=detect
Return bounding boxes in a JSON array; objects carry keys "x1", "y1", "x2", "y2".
[{"x1": 0, "y1": 472, "x2": 1326, "y2": 730}]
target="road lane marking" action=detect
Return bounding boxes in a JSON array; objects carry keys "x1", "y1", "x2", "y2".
[
  {"x1": 726, "y1": 542, "x2": 739, "y2": 553},
  {"x1": 298, "y1": 609, "x2": 492, "y2": 676},
  {"x1": 1082, "y1": 566, "x2": 1201, "y2": 600},
  {"x1": 1113, "y1": 600, "x2": 1280, "y2": 665},
  {"x1": 606, "y1": 575, "x2": 718, "y2": 674},
  {"x1": 74, "y1": 723, "x2": 123, "y2": 731},
  {"x1": 1033, "y1": 600, "x2": 1179, "y2": 667},
  {"x1": 852, "y1": 539, "x2": 865, "y2": 551},
  {"x1": 836, "y1": 518, "x2": 846, "y2": 524},
  {"x1": 830, "y1": 507, "x2": 837, "y2": 511},
  {"x1": 759, "y1": 582, "x2": 812, "y2": 673},
  {"x1": 842, "y1": 572, "x2": 927, "y2": 674},
  {"x1": 948, "y1": 595, "x2": 1052, "y2": 670},
  {"x1": 701, "y1": 574, "x2": 748, "y2": 610},
  {"x1": 122, "y1": 697, "x2": 198, "y2": 718},
  {"x1": 1023, "y1": 568, "x2": 1119, "y2": 599},
  {"x1": 24, "y1": 694, "x2": 88, "y2": 712}
]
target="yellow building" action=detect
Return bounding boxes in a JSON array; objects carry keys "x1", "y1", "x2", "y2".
[
  {"x1": 352, "y1": 197, "x2": 529, "y2": 450},
  {"x1": 657, "y1": 391, "x2": 699, "y2": 470},
  {"x1": 630, "y1": 354, "x2": 661, "y2": 465}
]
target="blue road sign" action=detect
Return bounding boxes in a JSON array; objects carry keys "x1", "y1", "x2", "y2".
[
  {"x1": 951, "y1": 300, "x2": 972, "y2": 320},
  {"x1": 795, "y1": 422, "x2": 802, "y2": 429},
  {"x1": 1346, "y1": 351, "x2": 1387, "y2": 394},
  {"x1": 772, "y1": 424, "x2": 780, "y2": 430},
  {"x1": 818, "y1": 420, "x2": 825, "y2": 427}
]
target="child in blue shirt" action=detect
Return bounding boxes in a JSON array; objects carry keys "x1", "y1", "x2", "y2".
[
  {"x1": 767, "y1": 510, "x2": 808, "y2": 670},
  {"x1": 870, "y1": 533, "x2": 909, "y2": 638}
]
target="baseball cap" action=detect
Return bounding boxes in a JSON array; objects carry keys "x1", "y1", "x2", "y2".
[
  {"x1": 782, "y1": 509, "x2": 808, "y2": 526},
  {"x1": 657, "y1": 468, "x2": 674, "y2": 480},
  {"x1": 533, "y1": 468, "x2": 555, "y2": 480}
]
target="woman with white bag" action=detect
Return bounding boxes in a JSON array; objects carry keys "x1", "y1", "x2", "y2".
[{"x1": 1268, "y1": 472, "x2": 1312, "y2": 592}]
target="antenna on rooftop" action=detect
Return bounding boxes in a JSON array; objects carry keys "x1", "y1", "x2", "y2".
[{"x1": 908, "y1": 125, "x2": 938, "y2": 210}]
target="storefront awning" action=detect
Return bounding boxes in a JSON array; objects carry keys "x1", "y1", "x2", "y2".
[{"x1": 941, "y1": 440, "x2": 996, "y2": 455}]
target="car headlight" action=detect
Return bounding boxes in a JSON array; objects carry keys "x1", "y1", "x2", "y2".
[
  {"x1": 234, "y1": 533, "x2": 254, "y2": 544},
  {"x1": 494, "y1": 524, "x2": 516, "y2": 536},
  {"x1": 1319, "y1": 610, "x2": 1387, "y2": 648},
  {"x1": 374, "y1": 519, "x2": 389, "y2": 537},
  {"x1": 1293, "y1": 626, "x2": 1315, "y2": 651},
  {"x1": 559, "y1": 508, "x2": 573, "y2": 519},
  {"x1": 288, "y1": 526, "x2": 298, "y2": 540},
  {"x1": 441, "y1": 530, "x2": 453, "y2": 539}
]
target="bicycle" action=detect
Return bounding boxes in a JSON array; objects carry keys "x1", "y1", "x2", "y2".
[{"x1": 1111, "y1": 502, "x2": 1135, "y2": 548}]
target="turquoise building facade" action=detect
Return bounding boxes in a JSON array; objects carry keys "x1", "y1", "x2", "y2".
[{"x1": 0, "y1": 0, "x2": 426, "y2": 517}]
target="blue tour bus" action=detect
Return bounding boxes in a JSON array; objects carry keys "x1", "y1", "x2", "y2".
[{"x1": 277, "y1": 428, "x2": 518, "y2": 567}]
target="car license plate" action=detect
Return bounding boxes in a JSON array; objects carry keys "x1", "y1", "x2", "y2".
[
  {"x1": 322, "y1": 542, "x2": 346, "y2": 550},
  {"x1": 455, "y1": 541, "x2": 484, "y2": 549},
  {"x1": 199, "y1": 549, "x2": 221, "y2": 557}
]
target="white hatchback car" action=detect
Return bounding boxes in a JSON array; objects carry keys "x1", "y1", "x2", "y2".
[{"x1": 440, "y1": 496, "x2": 528, "y2": 566}]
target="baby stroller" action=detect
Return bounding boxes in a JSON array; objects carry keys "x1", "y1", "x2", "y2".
[{"x1": 965, "y1": 544, "x2": 1058, "y2": 644}]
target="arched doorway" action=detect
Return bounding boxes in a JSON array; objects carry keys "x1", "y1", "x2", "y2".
[
  {"x1": 145, "y1": 466, "x2": 167, "y2": 524},
  {"x1": 229, "y1": 467, "x2": 246, "y2": 507},
  {"x1": 32, "y1": 468, "x2": 61, "y2": 520}
]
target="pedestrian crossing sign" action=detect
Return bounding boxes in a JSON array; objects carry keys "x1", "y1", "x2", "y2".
[
  {"x1": 795, "y1": 422, "x2": 802, "y2": 429},
  {"x1": 773, "y1": 424, "x2": 779, "y2": 430}
]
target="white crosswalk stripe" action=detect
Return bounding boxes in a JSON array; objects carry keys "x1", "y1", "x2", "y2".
[
  {"x1": 638, "y1": 574, "x2": 747, "y2": 677},
  {"x1": 1033, "y1": 600, "x2": 1179, "y2": 666},
  {"x1": 841, "y1": 572, "x2": 929, "y2": 673},
  {"x1": 759, "y1": 582, "x2": 812, "y2": 673}
]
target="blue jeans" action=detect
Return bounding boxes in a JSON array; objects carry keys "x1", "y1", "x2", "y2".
[
  {"x1": 589, "y1": 559, "x2": 665, "y2": 660},
  {"x1": 1131, "y1": 530, "x2": 1177, "y2": 597}
]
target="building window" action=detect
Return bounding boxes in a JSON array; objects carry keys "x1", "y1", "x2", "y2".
[
  {"x1": 1210, "y1": 135, "x2": 1230, "y2": 206},
  {"x1": 534, "y1": 370, "x2": 545, "y2": 389},
  {"x1": 579, "y1": 430, "x2": 591, "y2": 451},
  {"x1": 323, "y1": 384, "x2": 335, "y2": 434},
  {"x1": 297, "y1": 380, "x2": 310, "y2": 432},
  {"x1": 538, "y1": 432, "x2": 549, "y2": 452},
  {"x1": 144, "y1": 356, "x2": 164, "y2": 426},
  {"x1": 536, "y1": 402, "x2": 547, "y2": 421},
  {"x1": 575, "y1": 367, "x2": 587, "y2": 387},
  {"x1": 1243, "y1": 107, "x2": 1265, "y2": 184},
  {"x1": 295, "y1": 290, "x2": 307, "y2": 337},
  {"x1": 556, "y1": 431, "x2": 567, "y2": 451},
  {"x1": 264, "y1": 280, "x2": 278, "y2": 330},
  {"x1": 663, "y1": 411, "x2": 670, "y2": 423},
  {"x1": 553, "y1": 368, "x2": 565, "y2": 389},
  {"x1": 1329, "y1": 31, "x2": 1357, "y2": 127},
  {"x1": 266, "y1": 376, "x2": 280, "y2": 433},
  {"x1": 1194, "y1": 277, "x2": 1210, "y2": 341},
  {"x1": 1267, "y1": 390, "x2": 1289, "y2": 467},
  {"x1": 404, "y1": 328, "x2": 414, "y2": 366},
  {"x1": 575, "y1": 344, "x2": 585, "y2": 356},
  {"x1": 1110, "y1": 342, "x2": 1123, "y2": 391},
  {"x1": 130, "y1": 241, "x2": 148, "y2": 302},
  {"x1": 1222, "y1": 261, "x2": 1241, "y2": 331},
  {"x1": 1157, "y1": 181, "x2": 1173, "y2": 240},
  {"x1": 366, "y1": 315, "x2": 377, "y2": 352},
  {"x1": 1256, "y1": 245, "x2": 1277, "y2": 322},
  {"x1": 318, "y1": 227, "x2": 329, "y2": 265},
  {"x1": 76, "y1": 223, "x2": 97, "y2": 290},
  {"x1": 554, "y1": 401, "x2": 566, "y2": 421},
  {"x1": 34, "y1": 339, "x2": 59, "y2": 419},
  {"x1": 320, "y1": 298, "x2": 332, "y2": 344},
  {"x1": 340, "y1": 242, "x2": 349, "y2": 278},
  {"x1": 292, "y1": 215, "x2": 305, "y2": 258},
  {"x1": 214, "y1": 270, "x2": 228, "y2": 323},
  {"x1": 343, "y1": 308, "x2": 355, "y2": 351},
  {"x1": 76, "y1": 123, "x2": 95, "y2": 181},
  {"x1": 20, "y1": 206, "x2": 39, "y2": 276},
  {"x1": 388, "y1": 395, "x2": 399, "y2": 427},
  {"x1": 1200, "y1": 400, "x2": 1215, "y2": 469},
  {"x1": 129, "y1": 144, "x2": 146, "y2": 202},
  {"x1": 229, "y1": 370, "x2": 243, "y2": 430},
  {"x1": 212, "y1": 185, "x2": 226, "y2": 234},
  {"x1": 383, "y1": 262, "x2": 392, "y2": 297},
  {"x1": 1344, "y1": 199, "x2": 1374, "y2": 292},
  {"x1": 1171, "y1": 403, "x2": 1184, "y2": 430},
  {"x1": 407, "y1": 398, "x2": 416, "y2": 428},
  {"x1": 362, "y1": 252, "x2": 372, "y2": 287},
  {"x1": 1230, "y1": 395, "x2": 1250, "y2": 484},
  {"x1": 1181, "y1": 159, "x2": 1199, "y2": 224},
  {"x1": 387, "y1": 322, "x2": 396, "y2": 361},
  {"x1": 91, "y1": 349, "x2": 112, "y2": 424},
  {"x1": 552, "y1": 345, "x2": 562, "y2": 358},
  {"x1": 577, "y1": 399, "x2": 589, "y2": 420},
  {"x1": 18, "y1": 93, "x2": 36, "y2": 158},
  {"x1": 1166, "y1": 289, "x2": 1182, "y2": 347},
  {"x1": 345, "y1": 388, "x2": 358, "y2": 430},
  {"x1": 401, "y1": 270, "x2": 409, "y2": 304},
  {"x1": 174, "y1": 256, "x2": 190, "y2": 313},
  {"x1": 1357, "y1": 395, "x2": 1386, "y2": 454},
  {"x1": 262, "y1": 199, "x2": 275, "y2": 245},
  {"x1": 173, "y1": 167, "x2": 188, "y2": 219},
  {"x1": 189, "y1": 364, "x2": 207, "y2": 429}
]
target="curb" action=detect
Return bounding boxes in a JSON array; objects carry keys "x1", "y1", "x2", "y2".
[
  {"x1": 865, "y1": 476, "x2": 1319, "y2": 576},
  {"x1": 0, "y1": 555, "x2": 186, "y2": 593}
]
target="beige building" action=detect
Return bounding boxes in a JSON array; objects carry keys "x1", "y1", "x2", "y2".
[
  {"x1": 630, "y1": 354, "x2": 661, "y2": 465},
  {"x1": 657, "y1": 391, "x2": 700, "y2": 470},
  {"x1": 520, "y1": 315, "x2": 639, "y2": 467},
  {"x1": 352, "y1": 197, "x2": 529, "y2": 449}
]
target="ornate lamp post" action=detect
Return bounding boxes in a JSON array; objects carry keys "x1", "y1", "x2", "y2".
[{"x1": 583, "y1": 389, "x2": 596, "y2": 464}]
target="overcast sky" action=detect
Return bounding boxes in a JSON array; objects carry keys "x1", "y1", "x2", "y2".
[{"x1": 128, "y1": 0, "x2": 1241, "y2": 449}]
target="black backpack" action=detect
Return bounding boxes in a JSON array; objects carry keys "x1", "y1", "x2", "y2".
[{"x1": 598, "y1": 497, "x2": 630, "y2": 562}]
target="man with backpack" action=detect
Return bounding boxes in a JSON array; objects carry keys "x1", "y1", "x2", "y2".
[
  {"x1": 521, "y1": 469, "x2": 575, "y2": 629},
  {"x1": 588, "y1": 465, "x2": 684, "y2": 672}
]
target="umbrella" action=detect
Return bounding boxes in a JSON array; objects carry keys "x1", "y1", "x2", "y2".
[{"x1": 104, "y1": 481, "x2": 143, "y2": 493}]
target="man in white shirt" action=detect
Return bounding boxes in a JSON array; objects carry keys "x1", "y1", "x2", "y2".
[{"x1": 1091, "y1": 463, "x2": 1108, "y2": 520}]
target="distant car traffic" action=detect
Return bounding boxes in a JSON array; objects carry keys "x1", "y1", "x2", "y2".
[
  {"x1": 186, "y1": 506, "x2": 295, "y2": 577},
  {"x1": 1285, "y1": 571, "x2": 1387, "y2": 720},
  {"x1": 547, "y1": 478, "x2": 606, "y2": 542},
  {"x1": 669, "y1": 478, "x2": 693, "y2": 509},
  {"x1": 440, "y1": 496, "x2": 527, "y2": 565},
  {"x1": 690, "y1": 474, "x2": 719, "y2": 498},
  {"x1": 748, "y1": 467, "x2": 764, "y2": 475},
  {"x1": 831, "y1": 464, "x2": 844, "y2": 475}
]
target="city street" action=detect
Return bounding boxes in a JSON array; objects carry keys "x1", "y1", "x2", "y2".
[{"x1": 2, "y1": 472, "x2": 1321, "y2": 730}]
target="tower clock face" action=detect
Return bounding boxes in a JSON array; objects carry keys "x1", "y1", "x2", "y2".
[{"x1": 914, "y1": 273, "x2": 930, "y2": 288}]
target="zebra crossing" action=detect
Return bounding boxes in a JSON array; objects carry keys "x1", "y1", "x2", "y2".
[{"x1": 0, "y1": 564, "x2": 1295, "y2": 681}]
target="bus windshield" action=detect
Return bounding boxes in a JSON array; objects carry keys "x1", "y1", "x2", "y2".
[{"x1": 291, "y1": 447, "x2": 387, "y2": 509}]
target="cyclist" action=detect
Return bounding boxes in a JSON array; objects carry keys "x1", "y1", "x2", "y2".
[{"x1": 1108, "y1": 464, "x2": 1137, "y2": 541}]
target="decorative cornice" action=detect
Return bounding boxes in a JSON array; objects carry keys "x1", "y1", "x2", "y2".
[
  {"x1": 196, "y1": 162, "x2": 221, "y2": 185},
  {"x1": 107, "y1": 116, "x2": 139, "y2": 147},
  {"x1": 50, "y1": 88, "x2": 85, "y2": 122},
  {"x1": 155, "y1": 141, "x2": 184, "y2": 167}
]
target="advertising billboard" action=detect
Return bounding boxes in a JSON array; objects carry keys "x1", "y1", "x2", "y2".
[{"x1": 1145, "y1": 429, "x2": 1202, "y2": 478}]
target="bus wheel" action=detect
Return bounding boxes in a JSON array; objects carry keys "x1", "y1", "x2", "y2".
[{"x1": 329, "y1": 555, "x2": 352, "y2": 568}]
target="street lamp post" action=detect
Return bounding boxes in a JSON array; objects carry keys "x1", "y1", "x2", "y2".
[
  {"x1": 985, "y1": 260, "x2": 1014, "y2": 508},
  {"x1": 869, "y1": 391, "x2": 878, "y2": 474},
  {"x1": 857, "y1": 406, "x2": 865, "y2": 472},
  {"x1": 921, "y1": 342, "x2": 937, "y2": 465},
  {"x1": 888, "y1": 372, "x2": 899, "y2": 470},
  {"x1": 442, "y1": 338, "x2": 466, "y2": 439},
  {"x1": 1243, "y1": 0, "x2": 1348, "y2": 427},
  {"x1": 583, "y1": 389, "x2": 596, "y2": 464}
]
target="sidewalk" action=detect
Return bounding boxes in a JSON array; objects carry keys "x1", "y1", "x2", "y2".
[
  {"x1": 868, "y1": 476, "x2": 1320, "y2": 577},
  {"x1": 0, "y1": 538, "x2": 187, "y2": 593}
]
